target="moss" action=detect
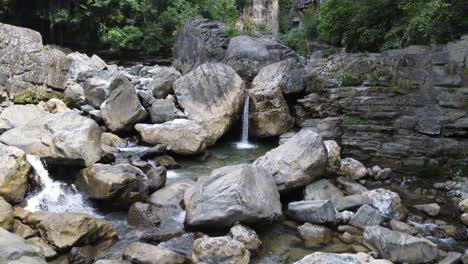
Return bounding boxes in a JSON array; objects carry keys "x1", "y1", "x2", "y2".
[
  {"x1": 343, "y1": 116, "x2": 364, "y2": 126},
  {"x1": 13, "y1": 90, "x2": 38, "y2": 104},
  {"x1": 341, "y1": 71, "x2": 363, "y2": 86}
]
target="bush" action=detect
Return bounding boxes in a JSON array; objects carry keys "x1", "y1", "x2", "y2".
[
  {"x1": 281, "y1": 28, "x2": 308, "y2": 55},
  {"x1": 102, "y1": 26, "x2": 144, "y2": 50}
]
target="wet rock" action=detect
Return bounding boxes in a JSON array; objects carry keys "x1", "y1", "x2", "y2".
[
  {"x1": 80, "y1": 164, "x2": 149, "y2": 208},
  {"x1": 146, "y1": 66, "x2": 181, "y2": 99},
  {"x1": 413, "y1": 203, "x2": 440, "y2": 217},
  {"x1": 185, "y1": 164, "x2": 282, "y2": 228},
  {"x1": 0, "y1": 228, "x2": 45, "y2": 262},
  {"x1": 337, "y1": 177, "x2": 369, "y2": 195},
  {"x1": 297, "y1": 223, "x2": 333, "y2": 245},
  {"x1": 335, "y1": 195, "x2": 366, "y2": 211},
  {"x1": 293, "y1": 252, "x2": 392, "y2": 264},
  {"x1": 174, "y1": 63, "x2": 244, "y2": 145},
  {"x1": 0, "y1": 105, "x2": 50, "y2": 132},
  {"x1": 173, "y1": 19, "x2": 229, "y2": 74},
  {"x1": 135, "y1": 119, "x2": 208, "y2": 155},
  {"x1": 0, "y1": 111, "x2": 102, "y2": 167},
  {"x1": 128, "y1": 202, "x2": 161, "y2": 229},
  {"x1": 23, "y1": 211, "x2": 117, "y2": 251},
  {"x1": 123, "y1": 242, "x2": 186, "y2": 264},
  {"x1": 363, "y1": 226, "x2": 439, "y2": 263},
  {"x1": 389, "y1": 220, "x2": 417, "y2": 235},
  {"x1": 363, "y1": 188, "x2": 404, "y2": 220},
  {"x1": 223, "y1": 35, "x2": 298, "y2": 81},
  {"x1": 146, "y1": 165, "x2": 167, "y2": 193},
  {"x1": 153, "y1": 155, "x2": 179, "y2": 169},
  {"x1": 192, "y1": 236, "x2": 250, "y2": 264},
  {"x1": 252, "y1": 58, "x2": 304, "y2": 95},
  {"x1": 249, "y1": 84, "x2": 294, "y2": 138},
  {"x1": 303, "y1": 179, "x2": 344, "y2": 204},
  {"x1": 229, "y1": 224, "x2": 262, "y2": 251},
  {"x1": 147, "y1": 179, "x2": 195, "y2": 208},
  {"x1": 0, "y1": 143, "x2": 32, "y2": 203},
  {"x1": 349, "y1": 205, "x2": 384, "y2": 229},
  {"x1": 101, "y1": 133, "x2": 127, "y2": 153},
  {"x1": 287, "y1": 200, "x2": 337, "y2": 224},
  {"x1": 27, "y1": 237, "x2": 57, "y2": 259},
  {"x1": 148, "y1": 99, "x2": 177, "y2": 124},
  {"x1": 254, "y1": 130, "x2": 328, "y2": 191},
  {"x1": 0, "y1": 197, "x2": 13, "y2": 230},
  {"x1": 340, "y1": 158, "x2": 368, "y2": 180},
  {"x1": 102, "y1": 76, "x2": 148, "y2": 132},
  {"x1": 13, "y1": 220, "x2": 36, "y2": 239},
  {"x1": 324, "y1": 140, "x2": 341, "y2": 173}
]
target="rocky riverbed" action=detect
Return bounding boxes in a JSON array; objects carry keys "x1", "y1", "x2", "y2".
[{"x1": 0, "y1": 19, "x2": 467, "y2": 264}]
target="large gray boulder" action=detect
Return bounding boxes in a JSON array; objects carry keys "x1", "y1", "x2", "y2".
[
  {"x1": 123, "y1": 242, "x2": 185, "y2": 264},
  {"x1": 146, "y1": 66, "x2": 181, "y2": 99},
  {"x1": 293, "y1": 252, "x2": 392, "y2": 264},
  {"x1": 0, "y1": 228, "x2": 45, "y2": 263},
  {"x1": 362, "y1": 189, "x2": 404, "y2": 220},
  {"x1": 66, "y1": 52, "x2": 107, "y2": 80},
  {"x1": 82, "y1": 77, "x2": 109, "y2": 108},
  {"x1": 252, "y1": 58, "x2": 304, "y2": 95},
  {"x1": 0, "y1": 111, "x2": 102, "y2": 167},
  {"x1": 185, "y1": 164, "x2": 282, "y2": 228},
  {"x1": 102, "y1": 76, "x2": 148, "y2": 132},
  {"x1": 80, "y1": 164, "x2": 149, "y2": 208},
  {"x1": 192, "y1": 236, "x2": 250, "y2": 264},
  {"x1": 0, "y1": 105, "x2": 50, "y2": 132},
  {"x1": 174, "y1": 63, "x2": 244, "y2": 145},
  {"x1": 173, "y1": 19, "x2": 229, "y2": 74},
  {"x1": 148, "y1": 99, "x2": 177, "y2": 124},
  {"x1": 0, "y1": 143, "x2": 32, "y2": 203},
  {"x1": 43, "y1": 46, "x2": 71, "y2": 90},
  {"x1": 303, "y1": 179, "x2": 344, "y2": 203},
  {"x1": 135, "y1": 119, "x2": 208, "y2": 155},
  {"x1": 223, "y1": 35, "x2": 298, "y2": 81},
  {"x1": 254, "y1": 130, "x2": 328, "y2": 191},
  {"x1": 363, "y1": 226, "x2": 439, "y2": 263},
  {"x1": 286, "y1": 200, "x2": 337, "y2": 224}
]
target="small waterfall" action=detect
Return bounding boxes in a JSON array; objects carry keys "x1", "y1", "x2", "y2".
[
  {"x1": 25, "y1": 155, "x2": 97, "y2": 216},
  {"x1": 236, "y1": 91, "x2": 256, "y2": 149}
]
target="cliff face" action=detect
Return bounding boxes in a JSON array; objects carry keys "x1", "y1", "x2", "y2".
[
  {"x1": 236, "y1": 0, "x2": 280, "y2": 36},
  {"x1": 294, "y1": 37, "x2": 468, "y2": 172}
]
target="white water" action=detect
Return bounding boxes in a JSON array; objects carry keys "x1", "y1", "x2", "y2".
[
  {"x1": 25, "y1": 155, "x2": 98, "y2": 216},
  {"x1": 236, "y1": 92, "x2": 256, "y2": 149}
]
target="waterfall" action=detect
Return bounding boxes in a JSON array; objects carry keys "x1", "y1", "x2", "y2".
[
  {"x1": 236, "y1": 92, "x2": 256, "y2": 149},
  {"x1": 25, "y1": 155, "x2": 97, "y2": 216}
]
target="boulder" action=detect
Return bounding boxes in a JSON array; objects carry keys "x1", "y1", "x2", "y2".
[
  {"x1": 127, "y1": 202, "x2": 161, "y2": 229},
  {"x1": 349, "y1": 205, "x2": 384, "y2": 229},
  {"x1": 173, "y1": 19, "x2": 229, "y2": 74},
  {"x1": 335, "y1": 195, "x2": 366, "y2": 211},
  {"x1": 459, "y1": 198, "x2": 468, "y2": 213},
  {"x1": 249, "y1": 84, "x2": 294, "y2": 137},
  {"x1": 389, "y1": 220, "x2": 418, "y2": 235},
  {"x1": 0, "y1": 143, "x2": 31, "y2": 203},
  {"x1": 23, "y1": 211, "x2": 117, "y2": 251},
  {"x1": 337, "y1": 177, "x2": 369, "y2": 195},
  {"x1": 0, "y1": 105, "x2": 50, "y2": 132},
  {"x1": 185, "y1": 164, "x2": 282, "y2": 228},
  {"x1": 297, "y1": 223, "x2": 333, "y2": 245},
  {"x1": 362, "y1": 189, "x2": 404, "y2": 220},
  {"x1": 413, "y1": 203, "x2": 440, "y2": 217},
  {"x1": 324, "y1": 140, "x2": 341, "y2": 173},
  {"x1": 229, "y1": 224, "x2": 262, "y2": 251},
  {"x1": 146, "y1": 66, "x2": 181, "y2": 99},
  {"x1": 223, "y1": 35, "x2": 298, "y2": 81},
  {"x1": 69, "y1": 246, "x2": 98, "y2": 264},
  {"x1": 43, "y1": 46, "x2": 71, "y2": 90},
  {"x1": 340, "y1": 158, "x2": 368, "y2": 180},
  {"x1": 303, "y1": 179, "x2": 344, "y2": 204},
  {"x1": 136, "y1": 119, "x2": 208, "y2": 155},
  {"x1": 148, "y1": 99, "x2": 177, "y2": 124},
  {"x1": 174, "y1": 63, "x2": 244, "y2": 145},
  {"x1": 82, "y1": 77, "x2": 109, "y2": 108},
  {"x1": 363, "y1": 226, "x2": 439, "y2": 263},
  {"x1": 293, "y1": 252, "x2": 392, "y2": 264},
  {"x1": 147, "y1": 179, "x2": 195, "y2": 208},
  {"x1": 27, "y1": 237, "x2": 57, "y2": 259},
  {"x1": 67, "y1": 52, "x2": 107, "y2": 80},
  {"x1": 254, "y1": 130, "x2": 328, "y2": 191},
  {"x1": 0, "y1": 197, "x2": 13, "y2": 230},
  {"x1": 102, "y1": 76, "x2": 148, "y2": 132},
  {"x1": 0, "y1": 228, "x2": 45, "y2": 262},
  {"x1": 13, "y1": 220, "x2": 36, "y2": 239},
  {"x1": 0, "y1": 111, "x2": 102, "y2": 167},
  {"x1": 80, "y1": 164, "x2": 149, "y2": 208},
  {"x1": 43, "y1": 98, "x2": 70, "y2": 113},
  {"x1": 146, "y1": 165, "x2": 167, "y2": 193},
  {"x1": 252, "y1": 58, "x2": 304, "y2": 95},
  {"x1": 123, "y1": 242, "x2": 185, "y2": 264},
  {"x1": 192, "y1": 236, "x2": 250, "y2": 264},
  {"x1": 286, "y1": 200, "x2": 337, "y2": 224},
  {"x1": 64, "y1": 82, "x2": 86, "y2": 107}
]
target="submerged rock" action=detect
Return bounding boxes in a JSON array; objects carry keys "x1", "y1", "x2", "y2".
[
  {"x1": 254, "y1": 130, "x2": 328, "y2": 191},
  {"x1": 174, "y1": 63, "x2": 244, "y2": 145},
  {"x1": 0, "y1": 143, "x2": 32, "y2": 203},
  {"x1": 192, "y1": 236, "x2": 250, "y2": 264},
  {"x1": 102, "y1": 76, "x2": 148, "y2": 132},
  {"x1": 286, "y1": 200, "x2": 337, "y2": 224},
  {"x1": 363, "y1": 226, "x2": 439, "y2": 263},
  {"x1": 123, "y1": 242, "x2": 185, "y2": 264},
  {"x1": 135, "y1": 119, "x2": 208, "y2": 155},
  {"x1": 80, "y1": 163, "x2": 149, "y2": 208},
  {"x1": 0, "y1": 111, "x2": 102, "y2": 167},
  {"x1": 185, "y1": 164, "x2": 282, "y2": 228}
]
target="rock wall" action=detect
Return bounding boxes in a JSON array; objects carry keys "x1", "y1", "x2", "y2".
[
  {"x1": 294, "y1": 36, "x2": 468, "y2": 171},
  {"x1": 237, "y1": 0, "x2": 280, "y2": 36}
]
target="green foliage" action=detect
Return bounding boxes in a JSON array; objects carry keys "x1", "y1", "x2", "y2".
[
  {"x1": 281, "y1": 28, "x2": 308, "y2": 55},
  {"x1": 343, "y1": 116, "x2": 365, "y2": 126},
  {"x1": 102, "y1": 26, "x2": 144, "y2": 50},
  {"x1": 13, "y1": 90, "x2": 38, "y2": 104},
  {"x1": 341, "y1": 72, "x2": 363, "y2": 86}
]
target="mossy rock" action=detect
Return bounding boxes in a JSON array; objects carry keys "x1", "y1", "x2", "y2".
[{"x1": 13, "y1": 89, "x2": 65, "y2": 105}]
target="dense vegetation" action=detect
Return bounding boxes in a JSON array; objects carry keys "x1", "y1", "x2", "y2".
[{"x1": 0, "y1": 0, "x2": 466, "y2": 54}]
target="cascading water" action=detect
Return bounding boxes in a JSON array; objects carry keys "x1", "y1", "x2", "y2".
[
  {"x1": 25, "y1": 155, "x2": 98, "y2": 216},
  {"x1": 236, "y1": 91, "x2": 256, "y2": 149}
]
